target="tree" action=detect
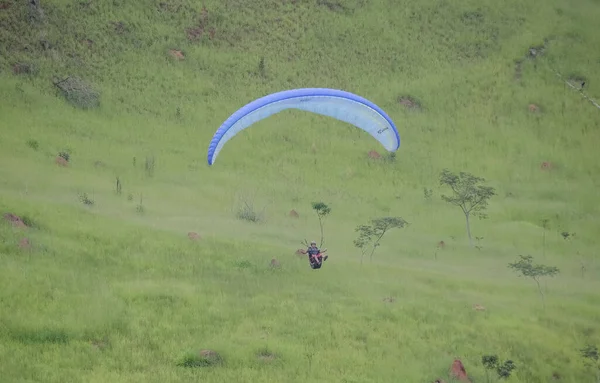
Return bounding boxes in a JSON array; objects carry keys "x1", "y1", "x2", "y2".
[
  {"x1": 439, "y1": 169, "x2": 496, "y2": 247},
  {"x1": 508, "y1": 255, "x2": 560, "y2": 307},
  {"x1": 353, "y1": 217, "x2": 408, "y2": 264},
  {"x1": 311, "y1": 201, "x2": 331, "y2": 248}
]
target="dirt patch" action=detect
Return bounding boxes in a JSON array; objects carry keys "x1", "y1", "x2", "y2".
[
  {"x1": 269, "y1": 258, "x2": 281, "y2": 269},
  {"x1": 80, "y1": 39, "x2": 93, "y2": 48},
  {"x1": 540, "y1": 161, "x2": 554, "y2": 171},
  {"x1": 158, "y1": 1, "x2": 183, "y2": 12},
  {"x1": 472, "y1": 303, "x2": 485, "y2": 311},
  {"x1": 528, "y1": 103, "x2": 541, "y2": 113},
  {"x1": 186, "y1": 6, "x2": 216, "y2": 42},
  {"x1": 450, "y1": 359, "x2": 471, "y2": 382},
  {"x1": 90, "y1": 336, "x2": 110, "y2": 350},
  {"x1": 55, "y1": 156, "x2": 69, "y2": 167},
  {"x1": 398, "y1": 95, "x2": 421, "y2": 110},
  {"x1": 13, "y1": 62, "x2": 37, "y2": 75},
  {"x1": 368, "y1": 150, "x2": 381, "y2": 159},
  {"x1": 187, "y1": 232, "x2": 200, "y2": 240},
  {"x1": 3, "y1": 213, "x2": 28, "y2": 229},
  {"x1": 257, "y1": 349, "x2": 277, "y2": 362},
  {"x1": 199, "y1": 349, "x2": 220, "y2": 361},
  {"x1": 289, "y1": 209, "x2": 299, "y2": 218},
  {"x1": 18, "y1": 238, "x2": 31, "y2": 250},
  {"x1": 111, "y1": 21, "x2": 128, "y2": 34},
  {"x1": 169, "y1": 49, "x2": 185, "y2": 60},
  {"x1": 437, "y1": 240, "x2": 446, "y2": 249},
  {"x1": 0, "y1": 2, "x2": 11, "y2": 10},
  {"x1": 295, "y1": 248, "x2": 305, "y2": 257}
]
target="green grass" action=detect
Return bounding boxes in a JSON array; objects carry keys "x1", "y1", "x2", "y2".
[{"x1": 1, "y1": 0, "x2": 600, "y2": 381}]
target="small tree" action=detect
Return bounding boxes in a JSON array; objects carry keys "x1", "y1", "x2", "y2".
[
  {"x1": 579, "y1": 344, "x2": 600, "y2": 383},
  {"x1": 508, "y1": 255, "x2": 559, "y2": 307},
  {"x1": 353, "y1": 224, "x2": 375, "y2": 264},
  {"x1": 311, "y1": 202, "x2": 331, "y2": 248},
  {"x1": 482, "y1": 354, "x2": 517, "y2": 382},
  {"x1": 353, "y1": 217, "x2": 408, "y2": 264},
  {"x1": 439, "y1": 169, "x2": 496, "y2": 247}
]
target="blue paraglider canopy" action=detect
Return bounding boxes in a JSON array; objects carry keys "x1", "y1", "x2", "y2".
[{"x1": 207, "y1": 88, "x2": 401, "y2": 165}]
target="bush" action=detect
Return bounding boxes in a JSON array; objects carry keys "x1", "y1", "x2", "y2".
[{"x1": 53, "y1": 76, "x2": 100, "y2": 109}]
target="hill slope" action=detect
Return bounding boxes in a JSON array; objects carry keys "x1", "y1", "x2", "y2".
[{"x1": 1, "y1": 0, "x2": 600, "y2": 382}]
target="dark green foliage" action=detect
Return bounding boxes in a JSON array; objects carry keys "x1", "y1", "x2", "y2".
[
  {"x1": 579, "y1": 344, "x2": 600, "y2": 382},
  {"x1": 58, "y1": 150, "x2": 70, "y2": 162},
  {"x1": 482, "y1": 354, "x2": 516, "y2": 381},
  {"x1": 79, "y1": 192, "x2": 94, "y2": 206},
  {"x1": 177, "y1": 350, "x2": 223, "y2": 368},
  {"x1": 26, "y1": 139, "x2": 39, "y2": 150}
]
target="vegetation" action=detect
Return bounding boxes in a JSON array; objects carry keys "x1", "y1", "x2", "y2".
[
  {"x1": 439, "y1": 169, "x2": 496, "y2": 247},
  {"x1": 508, "y1": 255, "x2": 560, "y2": 307},
  {"x1": 353, "y1": 217, "x2": 408, "y2": 264},
  {"x1": 1, "y1": 0, "x2": 599, "y2": 382}
]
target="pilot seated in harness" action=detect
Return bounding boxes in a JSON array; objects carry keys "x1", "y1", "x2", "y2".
[{"x1": 305, "y1": 241, "x2": 328, "y2": 269}]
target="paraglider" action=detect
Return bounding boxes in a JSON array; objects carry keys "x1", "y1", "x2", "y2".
[{"x1": 207, "y1": 88, "x2": 401, "y2": 165}]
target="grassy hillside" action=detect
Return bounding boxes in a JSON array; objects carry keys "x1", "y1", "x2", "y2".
[{"x1": 1, "y1": 0, "x2": 600, "y2": 382}]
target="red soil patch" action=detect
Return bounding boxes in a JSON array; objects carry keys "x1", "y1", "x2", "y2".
[
  {"x1": 398, "y1": 96, "x2": 421, "y2": 110},
  {"x1": 472, "y1": 303, "x2": 485, "y2": 311},
  {"x1": 270, "y1": 258, "x2": 281, "y2": 268},
  {"x1": 0, "y1": 2, "x2": 10, "y2": 10},
  {"x1": 169, "y1": 49, "x2": 185, "y2": 60},
  {"x1": 187, "y1": 232, "x2": 200, "y2": 240},
  {"x1": 3, "y1": 213, "x2": 27, "y2": 229},
  {"x1": 289, "y1": 209, "x2": 299, "y2": 218},
  {"x1": 368, "y1": 150, "x2": 381, "y2": 159},
  {"x1": 528, "y1": 103, "x2": 540, "y2": 113},
  {"x1": 540, "y1": 161, "x2": 553, "y2": 171},
  {"x1": 437, "y1": 240, "x2": 446, "y2": 249},
  {"x1": 450, "y1": 359, "x2": 471, "y2": 382},
  {"x1": 81, "y1": 39, "x2": 94, "y2": 48},
  {"x1": 55, "y1": 156, "x2": 69, "y2": 167},
  {"x1": 18, "y1": 238, "x2": 31, "y2": 250}
]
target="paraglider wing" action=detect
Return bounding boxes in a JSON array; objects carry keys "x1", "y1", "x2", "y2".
[{"x1": 207, "y1": 88, "x2": 400, "y2": 165}]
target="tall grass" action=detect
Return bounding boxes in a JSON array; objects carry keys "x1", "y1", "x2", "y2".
[{"x1": 1, "y1": 0, "x2": 599, "y2": 381}]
